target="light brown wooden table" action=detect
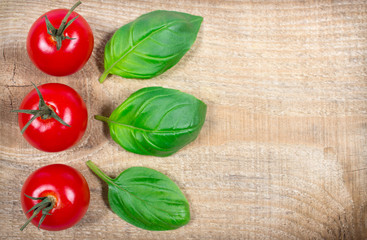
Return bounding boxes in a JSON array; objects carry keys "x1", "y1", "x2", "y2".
[{"x1": 1, "y1": 0, "x2": 366, "y2": 239}]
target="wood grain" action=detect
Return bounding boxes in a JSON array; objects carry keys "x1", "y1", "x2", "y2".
[{"x1": 1, "y1": 0, "x2": 366, "y2": 239}]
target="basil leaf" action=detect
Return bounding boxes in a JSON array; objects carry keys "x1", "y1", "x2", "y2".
[
  {"x1": 95, "y1": 87, "x2": 207, "y2": 157},
  {"x1": 99, "y1": 10, "x2": 203, "y2": 82},
  {"x1": 86, "y1": 161, "x2": 190, "y2": 231}
]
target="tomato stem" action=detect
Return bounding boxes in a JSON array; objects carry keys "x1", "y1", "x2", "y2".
[
  {"x1": 56, "y1": 1, "x2": 82, "y2": 36},
  {"x1": 44, "y1": 1, "x2": 82, "y2": 50},
  {"x1": 12, "y1": 83, "x2": 71, "y2": 134},
  {"x1": 86, "y1": 160, "x2": 114, "y2": 185},
  {"x1": 20, "y1": 194, "x2": 54, "y2": 231}
]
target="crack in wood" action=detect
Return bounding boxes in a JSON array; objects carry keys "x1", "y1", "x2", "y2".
[{"x1": 10, "y1": 63, "x2": 16, "y2": 83}]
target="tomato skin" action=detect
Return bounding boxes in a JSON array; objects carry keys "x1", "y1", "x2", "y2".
[
  {"x1": 27, "y1": 9, "x2": 94, "y2": 76},
  {"x1": 21, "y1": 164, "x2": 90, "y2": 231},
  {"x1": 18, "y1": 83, "x2": 88, "y2": 152}
]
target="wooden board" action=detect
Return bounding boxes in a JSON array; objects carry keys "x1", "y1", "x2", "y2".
[{"x1": 1, "y1": 0, "x2": 366, "y2": 239}]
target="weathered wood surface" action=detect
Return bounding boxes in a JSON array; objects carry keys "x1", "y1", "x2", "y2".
[{"x1": 1, "y1": 0, "x2": 366, "y2": 239}]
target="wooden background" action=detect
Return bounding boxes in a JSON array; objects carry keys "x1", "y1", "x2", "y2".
[{"x1": 1, "y1": 0, "x2": 366, "y2": 239}]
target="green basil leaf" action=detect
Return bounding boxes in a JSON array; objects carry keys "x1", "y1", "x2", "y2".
[
  {"x1": 95, "y1": 86, "x2": 207, "y2": 157},
  {"x1": 86, "y1": 161, "x2": 190, "y2": 231},
  {"x1": 99, "y1": 10, "x2": 203, "y2": 82}
]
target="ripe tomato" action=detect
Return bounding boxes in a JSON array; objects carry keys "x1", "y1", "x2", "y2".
[
  {"x1": 16, "y1": 83, "x2": 88, "y2": 152},
  {"x1": 21, "y1": 164, "x2": 90, "y2": 231},
  {"x1": 27, "y1": 2, "x2": 94, "y2": 76}
]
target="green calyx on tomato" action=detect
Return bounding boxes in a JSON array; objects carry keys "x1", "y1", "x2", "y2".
[
  {"x1": 43, "y1": 1, "x2": 82, "y2": 50},
  {"x1": 13, "y1": 82, "x2": 70, "y2": 134},
  {"x1": 20, "y1": 194, "x2": 55, "y2": 231}
]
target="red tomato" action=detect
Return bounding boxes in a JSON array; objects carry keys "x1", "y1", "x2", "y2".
[
  {"x1": 21, "y1": 164, "x2": 90, "y2": 231},
  {"x1": 17, "y1": 83, "x2": 88, "y2": 152},
  {"x1": 27, "y1": 3, "x2": 94, "y2": 76}
]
